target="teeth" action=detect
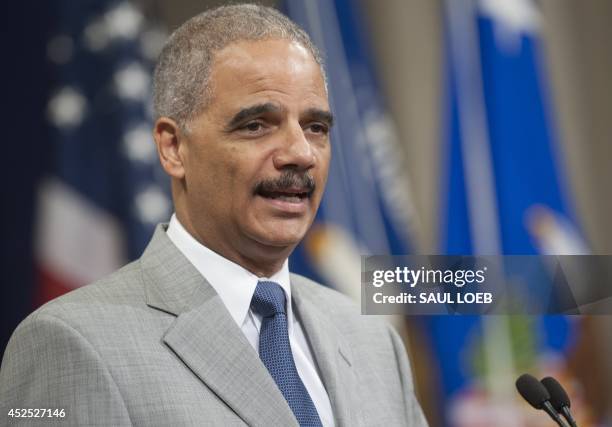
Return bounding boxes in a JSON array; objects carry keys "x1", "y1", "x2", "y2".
[
  {"x1": 277, "y1": 195, "x2": 301, "y2": 203},
  {"x1": 259, "y1": 191, "x2": 308, "y2": 201}
]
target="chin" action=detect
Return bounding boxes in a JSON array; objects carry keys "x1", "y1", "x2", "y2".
[
  {"x1": 244, "y1": 213, "x2": 315, "y2": 248},
  {"x1": 252, "y1": 225, "x2": 309, "y2": 248},
  {"x1": 259, "y1": 233, "x2": 305, "y2": 248}
]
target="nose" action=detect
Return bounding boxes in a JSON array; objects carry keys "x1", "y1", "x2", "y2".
[{"x1": 272, "y1": 123, "x2": 316, "y2": 171}]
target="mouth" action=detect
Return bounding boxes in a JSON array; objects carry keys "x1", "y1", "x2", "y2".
[
  {"x1": 256, "y1": 187, "x2": 312, "y2": 203},
  {"x1": 253, "y1": 172, "x2": 316, "y2": 214},
  {"x1": 254, "y1": 187, "x2": 313, "y2": 215}
]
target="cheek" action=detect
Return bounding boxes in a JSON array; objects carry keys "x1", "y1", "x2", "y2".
[
  {"x1": 184, "y1": 147, "x2": 235, "y2": 202},
  {"x1": 316, "y1": 147, "x2": 331, "y2": 183},
  {"x1": 223, "y1": 152, "x2": 261, "y2": 208}
]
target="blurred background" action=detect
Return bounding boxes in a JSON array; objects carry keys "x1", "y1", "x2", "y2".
[{"x1": 2, "y1": 0, "x2": 611, "y2": 425}]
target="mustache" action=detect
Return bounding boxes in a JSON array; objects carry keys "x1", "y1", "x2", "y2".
[{"x1": 254, "y1": 170, "x2": 316, "y2": 195}]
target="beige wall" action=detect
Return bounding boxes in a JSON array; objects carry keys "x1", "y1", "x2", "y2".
[
  {"x1": 541, "y1": 0, "x2": 612, "y2": 254},
  {"x1": 362, "y1": 0, "x2": 442, "y2": 252}
]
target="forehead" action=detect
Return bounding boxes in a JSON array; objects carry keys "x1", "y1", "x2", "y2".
[{"x1": 207, "y1": 39, "x2": 328, "y2": 111}]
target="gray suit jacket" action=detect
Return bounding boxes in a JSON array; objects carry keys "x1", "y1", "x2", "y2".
[{"x1": 1, "y1": 225, "x2": 427, "y2": 426}]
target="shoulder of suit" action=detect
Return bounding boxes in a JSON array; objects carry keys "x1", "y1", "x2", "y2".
[
  {"x1": 22, "y1": 259, "x2": 145, "y2": 326},
  {"x1": 290, "y1": 273, "x2": 355, "y2": 307},
  {"x1": 290, "y1": 273, "x2": 394, "y2": 335}
]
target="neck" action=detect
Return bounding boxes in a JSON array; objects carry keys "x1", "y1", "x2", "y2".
[{"x1": 226, "y1": 249, "x2": 288, "y2": 278}]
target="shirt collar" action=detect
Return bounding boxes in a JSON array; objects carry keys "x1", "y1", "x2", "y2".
[{"x1": 165, "y1": 214, "x2": 294, "y2": 332}]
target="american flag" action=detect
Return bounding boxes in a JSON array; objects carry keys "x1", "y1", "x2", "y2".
[{"x1": 36, "y1": 0, "x2": 170, "y2": 304}]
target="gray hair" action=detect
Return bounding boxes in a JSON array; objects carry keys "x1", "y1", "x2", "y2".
[{"x1": 153, "y1": 3, "x2": 325, "y2": 131}]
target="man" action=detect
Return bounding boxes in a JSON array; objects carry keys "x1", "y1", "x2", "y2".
[{"x1": 1, "y1": 4, "x2": 427, "y2": 426}]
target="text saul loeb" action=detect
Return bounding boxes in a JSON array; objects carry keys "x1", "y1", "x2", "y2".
[{"x1": 369, "y1": 266, "x2": 494, "y2": 305}]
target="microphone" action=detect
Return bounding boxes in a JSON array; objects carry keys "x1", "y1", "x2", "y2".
[
  {"x1": 515, "y1": 373, "x2": 567, "y2": 426},
  {"x1": 541, "y1": 377, "x2": 578, "y2": 427}
]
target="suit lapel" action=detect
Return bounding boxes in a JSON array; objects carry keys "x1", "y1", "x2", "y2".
[
  {"x1": 162, "y1": 298, "x2": 298, "y2": 427},
  {"x1": 292, "y1": 279, "x2": 357, "y2": 427},
  {"x1": 141, "y1": 225, "x2": 298, "y2": 427}
]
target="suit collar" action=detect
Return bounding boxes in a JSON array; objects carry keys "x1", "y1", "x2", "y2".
[
  {"x1": 141, "y1": 224, "x2": 213, "y2": 316},
  {"x1": 140, "y1": 224, "x2": 298, "y2": 426}
]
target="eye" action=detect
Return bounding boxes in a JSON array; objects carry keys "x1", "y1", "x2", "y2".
[
  {"x1": 306, "y1": 123, "x2": 329, "y2": 135},
  {"x1": 243, "y1": 121, "x2": 263, "y2": 132},
  {"x1": 235, "y1": 120, "x2": 270, "y2": 138}
]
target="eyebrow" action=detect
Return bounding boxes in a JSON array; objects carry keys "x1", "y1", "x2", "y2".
[
  {"x1": 304, "y1": 108, "x2": 334, "y2": 128},
  {"x1": 226, "y1": 103, "x2": 281, "y2": 129},
  {"x1": 225, "y1": 103, "x2": 334, "y2": 130}
]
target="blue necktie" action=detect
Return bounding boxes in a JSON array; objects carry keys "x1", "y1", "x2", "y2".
[{"x1": 251, "y1": 281, "x2": 323, "y2": 427}]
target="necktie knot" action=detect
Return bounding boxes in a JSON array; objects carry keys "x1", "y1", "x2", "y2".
[{"x1": 251, "y1": 281, "x2": 286, "y2": 318}]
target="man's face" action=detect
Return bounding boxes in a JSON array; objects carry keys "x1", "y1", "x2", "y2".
[{"x1": 178, "y1": 39, "x2": 331, "y2": 264}]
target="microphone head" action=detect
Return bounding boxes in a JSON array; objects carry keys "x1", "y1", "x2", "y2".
[
  {"x1": 516, "y1": 373, "x2": 551, "y2": 409},
  {"x1": 541, "y1": 376, "x2": 571, "y2": 410}
]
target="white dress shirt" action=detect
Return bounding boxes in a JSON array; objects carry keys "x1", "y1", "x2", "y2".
[{"x1": 166, "y1": 214, "x2": 335, "y2": 426}]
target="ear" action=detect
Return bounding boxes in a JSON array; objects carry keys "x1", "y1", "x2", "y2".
[{"x1": 153, "y1": 117, "x2": 185, "y2": 179}]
